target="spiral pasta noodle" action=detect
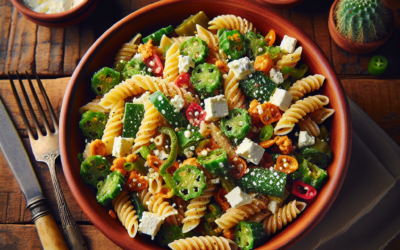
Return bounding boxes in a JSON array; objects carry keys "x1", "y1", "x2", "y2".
[
  {"x1": 99, "y1": 79, "x2": 144, "y2": 110},
  {"x1": 298, "y1": 117, "x2": 321, "y2": 137},
  {"x1": 308, "y1": 107, "x2": 335, "y2": 124},
  {"x1": 288, "y1": 74, "x2": 326, "y2": 102},
  {"x1": 148, "y1": 195, "x2": 178, "y2": 219},
  {"x1": 79, "y1": 98, "x2": 109, "y2": 114},
  {"x1": 137, "y1": 189, "x2": 152, "y2": 210},
  {"x1": 263, "y1": 200, "x2": 307, "y2": 237},
  {"x1": 196, "y1": 25, "x2": 226, "y2": 62},
  {"x1": 112, "y1": 191, "x2": 139, "y2": 238},
  {"x1": 102, "y1": 99, "x2": 125, "y2": 155},
  {"x1": 148, "y1": 171, "x2": 163, "y2": 194},
  {"x1": 163, "y1": 43, "x2": 180, "y2": 82},
  {"x1": 114, "y1": 43, "x2": 138, "y2": 65},
  {"x1": 182, "y1": 183, "x2": 216, "y2": 233},
  {"x1": 208, "y1": 14, "x2": 257, "y2": 35},
  {"x1": 169, "y1": 236, "x2": 238, "y2": 250},
  {"x1": 131, "y1": 96, "x2": 164, "y2": 152},
  {"x1": 275, "y1": 47, "x2": 303, "y2": 79},
  {"x1": 215, "y1": 198, "x2": 264, "y2": 230},
  {"x1": 171, "y1": 36, "x2": 194, "y2": 47},
  {"x1": 224, "y1": 70, "x2": 246, "y2": 110},
  {"x1": 274, "y1": 95, "x2": 329, "y2": 136}
]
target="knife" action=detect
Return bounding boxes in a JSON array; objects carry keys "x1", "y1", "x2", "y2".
[{"x1": 0, "y1": 96, "x2": 69, "y2": 250}]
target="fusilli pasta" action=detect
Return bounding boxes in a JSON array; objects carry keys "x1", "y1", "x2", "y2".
[
  {"x1": 274, "y1": 95, "x2": 329, "y2": 136},
  {"x1": 196, "y1": 25, "x2": 226, "y2": 62},
  {"x1": 102, "y1": 99, "x2": 124, "y2": 155},
  {"x1": 288, "y1": 74, "x2": 326, "y2": 102},
  {"x1": 148, "y1": 171, "x2": 163, "y2": 194},
  {"x1": 79, "y1": 98, "x2": 109, "y2": 114},
  {"x1": 131, "y1": 96, "x2": 164, "y2": 152},
  {"x1": 169, "y1": 236, "x2": 238, "y2": 250},
  {"x1": 171, "y1": 36, "x2": 194, "y2": 47},
  {"x1": 163, "y1": 43, "x2": 180, "y2": 82},
  {"x1": 208, "y1": 15, "x2": 257, "y2": 35},
  {"x1": 263, "y1": 200, "x2": 306, "y2": 237},
  {"x1": 297, "y1": 117, "x2": 321, "y2": 137},
  {"x1": 114, "y1": 43, "x2": 138, "y2": 65},
  {"x1": 275, "y1": 47, "x2": 303, "y2": 79},
  {"x1": 224, "y1": 70, "x2": 246, "y2": 110},
  {"x1": 138, "y1": 189, "x2": 152, "y2": 210},
  {"x1": 99, "y1": 78, "x2": 145, "y2": 110},
  {"x1": 148, "y1": 195, "x2": 178, "y2": 219},
  {"x1": 308, "y1": 107, "x2": 335, "y2": 124},
  {"x1": 112, "y1": 191, "x2": 139, "y2": 238},
  {"x1": 182, "y1": 183, "x2": 216, "y2": 233},
  {"x1": 215, "y1": 198, "x2": 265, "y2": 230}
]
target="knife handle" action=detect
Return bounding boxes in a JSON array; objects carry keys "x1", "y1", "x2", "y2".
[{"x1": 29, "y1": 200, "x2": 69, "y2": 250}]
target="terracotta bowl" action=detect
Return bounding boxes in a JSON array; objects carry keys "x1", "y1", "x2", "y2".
[
  {"x1": 328, "y1": 0, "x2": 394, "y2": 54},
  {"x1": 253, "y1": 0, "x2": 304, "y2": 9},
  {"x1": 10, "y1": 0, "x2": 99, "y2": 27},
  {"x1": 59, "y1": 0, "x2": 352, "y2": 249}
]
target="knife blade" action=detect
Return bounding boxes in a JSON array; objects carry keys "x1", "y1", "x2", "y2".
[{"x1": 0, "y1": 96, "x2": 46, "y2": 207}]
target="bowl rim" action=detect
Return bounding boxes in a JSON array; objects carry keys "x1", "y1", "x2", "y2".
[
  {"x1": 59, "y1": 0, "x2": 352, "y2": 249},
  {"x1": 10, "y1": 0, "x2": 93, "y2": 21}
]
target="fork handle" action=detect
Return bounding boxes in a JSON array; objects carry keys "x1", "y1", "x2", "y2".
[{"x1": 45, "y1": 154, "x2": 88, "y2": 250}]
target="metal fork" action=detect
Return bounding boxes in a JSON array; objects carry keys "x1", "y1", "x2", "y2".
[{"x1": 8, "y1": 69, "x2": 88, "y2": 250}]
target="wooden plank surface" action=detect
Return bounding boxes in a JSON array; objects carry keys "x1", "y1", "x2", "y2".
[{"x1": 0, "y1": 0, "x2": 399, "y2": 76}]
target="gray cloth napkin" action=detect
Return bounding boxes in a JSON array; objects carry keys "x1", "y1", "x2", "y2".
[{"x1": 292, "y1": 97, "x2": 400, "y2": 250}]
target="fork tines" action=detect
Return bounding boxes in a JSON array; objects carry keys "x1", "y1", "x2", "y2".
[{"x1": 7, "y1": 68, "x2": 58, "y2": 140}]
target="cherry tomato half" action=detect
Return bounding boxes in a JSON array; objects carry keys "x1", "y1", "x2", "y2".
[
  {"x1": 144, "y1": 54, "x2": 163, "y2": 77},
  {"x1": 213, "y1": 188, "x2": 230, "y2": 212},
  {"x1": 186, "y1": 103, "x2": 207, "y2": 127},
  {"x1": 248, "y1": 99, "x2": 261, "y2": 124},
  {"x1": 229, "y1": 156, "x2": 247, "y2": 179},
  {"x1": 260, "y1": 103, "x2": 282, "y2": 125},
  {"x1": 275, "y1": 155, "x2": 298, "y2": 174},
  {"x1": 258, "y1": 153, "x2": 274, "y2": 169},
  {"x1": 174, "y1": 72, "x2": 191, "y2": 89},
  {"x1": 265, "y1": 30, "x2": 276, "y2": 46}
]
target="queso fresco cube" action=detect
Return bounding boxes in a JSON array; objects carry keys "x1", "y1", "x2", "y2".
[{"x1": 204, "y1": 95, "x2": 229, "y2": 122}]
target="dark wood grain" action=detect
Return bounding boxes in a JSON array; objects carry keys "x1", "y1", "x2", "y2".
[{"x1": 0, "y1": 0, "x2": 399, "y2": 76}]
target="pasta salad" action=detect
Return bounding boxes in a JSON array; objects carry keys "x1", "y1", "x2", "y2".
[{"x1": 78, "y1": 11, "x2": 334, "y2": 250}]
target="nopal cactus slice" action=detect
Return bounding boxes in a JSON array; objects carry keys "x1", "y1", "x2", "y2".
[{"x1": 335, "y1": 0, "x2": 392, "y2": 44}]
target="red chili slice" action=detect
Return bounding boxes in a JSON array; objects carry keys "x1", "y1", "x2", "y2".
[
  {"x1": 144, "y1": 54, "x2": 163, "y2": 77},
  {"x1": 229, "y1": 156, "x2": 247, "y2": 179},
  {"x1": 292, "y1": 180, "x2": 317, "y2": 201},
  {"x1": 186, "y1": 103, "x2": 206, "y2": 127}
]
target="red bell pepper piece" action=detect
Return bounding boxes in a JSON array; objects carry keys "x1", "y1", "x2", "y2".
[{"x1": 292, "y1": 180, "x2": 317, "y2": 204}]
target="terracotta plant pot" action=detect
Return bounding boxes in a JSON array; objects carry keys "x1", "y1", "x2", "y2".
[
  {"x1": 328, "y1": 0, "x2": 394, "y2": 54},
  {"x1": 59, "y1": 0, "x2": 352, "y2": 249},
  {"x1": 10, "y1": 0, "x2": 99, "y2": 27},
  {"x1": 253, "y1": 0, "x2": 304, "y2": 9}
]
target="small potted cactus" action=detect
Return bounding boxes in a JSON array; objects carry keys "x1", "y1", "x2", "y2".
[{"x1": 328, "y1": 0, "x2": 394, "y2": 54}]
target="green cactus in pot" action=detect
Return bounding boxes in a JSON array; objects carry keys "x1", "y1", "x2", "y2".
[{"x1": 334, "y1": 0, "x2": 393, "y2": 44}]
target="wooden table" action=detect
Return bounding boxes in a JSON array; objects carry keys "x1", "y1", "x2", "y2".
[{"x1": 1, "y1": 0, "x2": 399, "y2": 249}]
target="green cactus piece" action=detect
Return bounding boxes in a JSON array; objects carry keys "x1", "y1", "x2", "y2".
[{"x1": 335, "y1": 0, "x2": 392, "y2": 44}]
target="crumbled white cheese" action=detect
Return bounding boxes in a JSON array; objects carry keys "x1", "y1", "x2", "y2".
[
  {"x1": 204, "y1": 95, "x2": 229, "y2": 122},
  {"x1": 211, "y1": 178, "x2": 220, "y2": 184},
  {"x1": 227, "y1": 57, "x2": 255, "y2": 80},
  {"x1": 270, "y1": 88, "x2": 293, "y2": 111},
  {"x1": 184, "y1": 130, "x2": 192, "y2": 138},
  {"x1": 82, "y1": 142, "x2": 92, "y2": 160},
  {"x1": 158, "y1": 150, "x2": 169, "y2": 160},
  {"x1": 298, "y1": 131, "x2": 316, "y2": 148},
  {"x1": 236, "y1": 138, "x2": 265, "y2": 165},
  {"x1": 138, "y1": 212, "x2": 164, "y2": 240},
  {"x1": 24, "y1": 0, "x2": 75, "y2": 14},
  {"x1": 178, "y1": 55, "x2": 195, "y2": 73},
  {"x1": 269, "y1": 68, "x2": 284, "y2": 84},
  {"x1": 112, "y1": 137, "x2": 134, "y2": 158},
  {"x1": 133, "y1": 53, "x2": 145, "y2": 62},
  {"x1": 280, "y1": 35, "x2": 297, "y2": 54},
  {"x1": 267, "y1": 200, "x2": 279, "y2": 214},
  {"x1": 132, "y1": 91, "x2": 151, "y2": 105},
  {"x1": 257, "y1": 105, "x2": 263, "y2": 115},
  {"x1": 225, "y1": 187, "x2": 253, "y2": 209},
  {"x1": 170, "y1": 95, "x2": 185, "y2": 112}
]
